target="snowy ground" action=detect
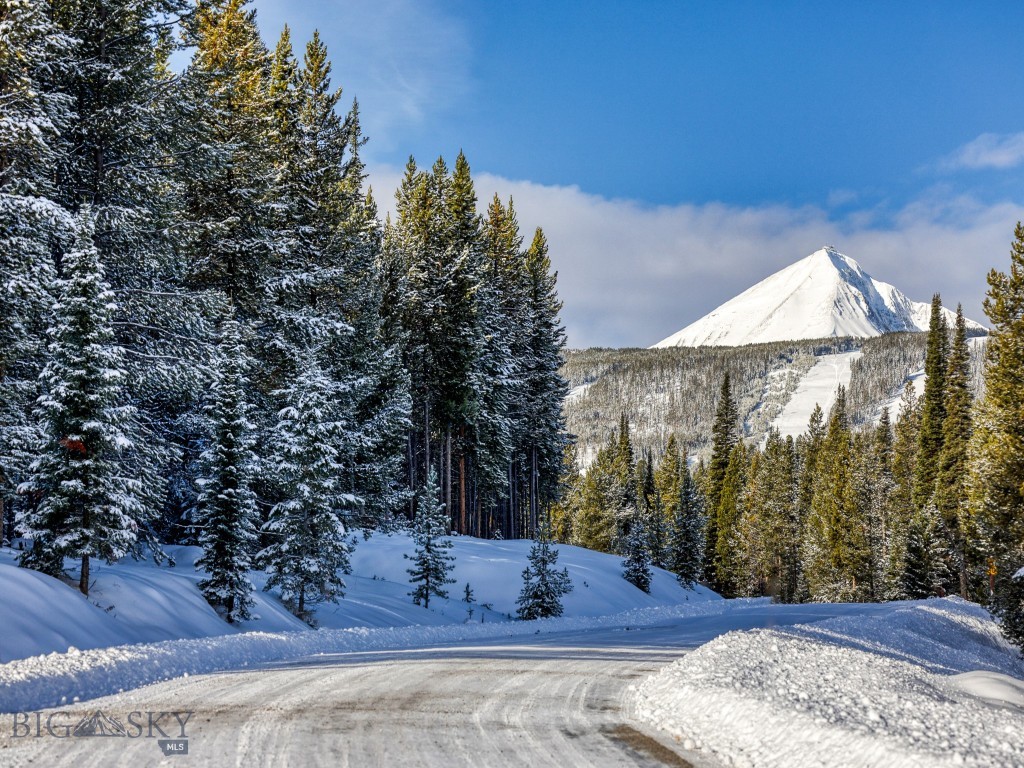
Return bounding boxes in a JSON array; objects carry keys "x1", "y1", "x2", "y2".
[
  {"x1": 771, "y1": 350, "x2": 862, "y2": 437},
  {"x1": 0, "y1": 535, "x2": 717, "y2": 665},
  {"x1": 0, "y1": 600, "x2": 908, "y2": 767},
  {"x1": 634, "y1": 598, "x2": 1024, "y2": 768},
  {"x1": 2, "y1": 541, "x2": 1022, "y2": 767}
]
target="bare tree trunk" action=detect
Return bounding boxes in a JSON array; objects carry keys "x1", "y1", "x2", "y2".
[
  {"x1": 79, "y1": 553, "x2": 90, "y2": 596},
  {"x1": 445, "y1": 427, "x2": 452, "y2": 526}
]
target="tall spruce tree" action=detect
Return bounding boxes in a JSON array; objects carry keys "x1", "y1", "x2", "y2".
[
  {"x1": 194, "y1": 317, "x2": 259, "y2": 622},
  {"x1": 934, "y1": 305, "x2": 974, "y2": 598},
  {"x1": 52, "y1": 0, "x2": 216, "y2": 533},
  {"x1": 886, "y1": 382, "x2": 921, "y2": 599},
  {"x1": 803, "y1": 387, "x2": 869, "y2": 601},
  {"x1": 0, "y1": 0, "x2": 70, "y2": 541},
  {"x1": 714, "y1": 442, "x2": 748, "y2": 597},
  {"x1": 18, "y1": 212, "x2": 144, "y2": 594},
  {"x1": 260, "y1": 354, "x2": 353, "y2": 625},
  {"x1": 705, "y1": 373, "x2": 739, "y2": 583},
  {"x1": 668, "y1": 450, "x2": 705, "y2": 588},
  {"x1": 914, "y1": 295, "x2": 948, "y2": 508}
]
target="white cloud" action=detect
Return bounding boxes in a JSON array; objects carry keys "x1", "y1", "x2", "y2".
[
  {"x1": 940, "y1": 132, "x2": 1024, "y2": 171},
  {"x1": 369, "y1": 164, "x2": 1021, "y2": 349}
]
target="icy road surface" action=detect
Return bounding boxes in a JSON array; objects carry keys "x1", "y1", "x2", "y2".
[{"x1": 0, "y1": 603, "x2": 895, "y2": 768}]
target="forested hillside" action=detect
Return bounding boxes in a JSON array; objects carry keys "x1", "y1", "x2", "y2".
[{"x1": 561, "y1": 331, "x2": 987, "y2": 466}]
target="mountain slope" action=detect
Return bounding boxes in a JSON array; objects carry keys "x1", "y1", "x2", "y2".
[{"x1": 654, "y1": 247, "x2": 986, "y2": 348}]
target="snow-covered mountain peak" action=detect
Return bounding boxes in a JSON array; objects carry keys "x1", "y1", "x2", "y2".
[{"x1": 653, "y1": 247, "x2": 986, "y2": 348}]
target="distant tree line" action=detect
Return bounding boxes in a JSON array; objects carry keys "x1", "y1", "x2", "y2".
[{"x1": 555, "y1": 265, "x2": 1024, "y2": 650}]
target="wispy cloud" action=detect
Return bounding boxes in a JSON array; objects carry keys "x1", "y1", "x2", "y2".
[
  {"x1": 369, "y1": 164, "x2": 1019, "y2": 349},
  {"x1": 254, "y1": 0, "x2": 472, "y2": 150},
  {"x1": 939, "y1": 132, "x2": 1024, "y2": 171}
]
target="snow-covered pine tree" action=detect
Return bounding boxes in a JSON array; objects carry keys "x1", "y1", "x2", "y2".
[
  {"x1": 516, "y1": 517, "x2": 573, "y2": 619},
  {"x1": 885, "y1": 381, "x2": 921, "y2": 600},
  {"x1": 622, "y1": 508, "x2": 652, "y2": 593},
  {"x1": 195, "y1": 317, "x2": 259, "y2": 622},
  {"x1": 180, "y1": 0, "x2": 275, "y2": 323},
  {"x1": 902, "y1": 504, "x2": 950, "y2": 599},
  {"x1": 405, "y1": 468, "x2": 455, "y2": 608},
  {"x1": 0, "y1": 0, "x2": 72, "y2": 541},
  {"x1": 51, "y1": 0, "x2": 217, "y2": 536},
  {"x1": 668, "y1": 451, "x2": 705, "y2": 589},
  {"x1": 17, "y1": 211, "x2": 144, "y2": 595},
  {"x1": 260, "y1": 354, "x2": 353, "y2": 625},
  {"x1": 633, "y1": 451, "x2": 658, "y2": 564}
]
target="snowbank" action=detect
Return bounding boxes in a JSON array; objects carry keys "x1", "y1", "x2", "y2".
[
  {"x1": 634, "y1": 598, "x2": 1024, "y2": 768},
  {"x1": 0, "y1": 599, "x2": 731, "y2": 714}
]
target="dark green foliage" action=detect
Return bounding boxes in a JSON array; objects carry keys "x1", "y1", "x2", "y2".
[
  {"x1": 668, "y1": 454, "x2": 705, "y2": 589},
  {"x1": 516, "y1": 518, "x2": 573, "y2": 619},
  {"x1": 914, "y1": 295, "x2": 948, "y2": 508},
  {"x1": 622, "y1": 509, "x2": 652, "y2": 593},
  {"x1": 971, "y1": 223, "x2": 1024, "y2": 652}
]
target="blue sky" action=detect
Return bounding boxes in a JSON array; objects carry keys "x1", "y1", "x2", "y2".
[{"x1": 249, "y1": 0, "x2": 1024, "y2": 347}]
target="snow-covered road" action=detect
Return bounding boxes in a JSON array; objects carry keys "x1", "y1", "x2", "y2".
[{"x1": 0, "y1": 603, "x2": 896, "y2": 768}]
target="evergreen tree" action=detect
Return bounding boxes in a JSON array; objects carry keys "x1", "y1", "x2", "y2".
[
  {"x1": 714, "y1": 442, "x2": 748, "y2": 596},
  {"x1": 622, "y1": 508, "x2": 652, "y2": 593},
  {"x1": 405, "y1": 468, "x2": 455, "y2": 608},
  {"x1": 886, "y1": 382, "x2": 921, "y2": 599},
  {"x1": 705, "y1": 373, "x2": 739, "y2": 583},
  {"x1": 934, "y1": 305, "x2": 974, "y2": 598},
  {"x1": 260, "y1": 354, "x2": 353, "y2": 625},
  {"x1": 637, "y1": 449, "x2": 666, "y2": 568},
  {"x1": 516, "y1": 517, "x2": 573, "y2": 619},
  {"x1": 668, "y1": 451, "x2": 705, "y2": 588},
  {"x1": 969, "y1": 223, "x2": 1024, "y2": 649},
  {"x1": 803, "y1": 387, "x2": 869, "y2": 601},
  {"x1": 17, "y1": 212, "x2": 144, "y2": 594},
  {"x1": 53, "y1": 0, "x2": 216, "y2": 533},
  {"x1": 914, "y1": 294, "x2": 948, "y2": 508},
  {"x1": 521, "y1": 228, "x2": 570, "y2": 529},
  {"x1": 194, "y1": 317, "x2": 259, "y2": 622},
  {"x1": 574, "y1": 436, "x2": 619, "y2": 553},
  {"x1": 903, "y1": 504, "x2": 950, "y2": 599},
  {"x1": 0, "y1": 0, "x2": 70, "y2": 541},
  {"x1": 550, "y1": 443, "x2": 583, "y2": 544},
  {"x1": 180, "y1": 0, "x2": 274, "y2": 320},
  {"x1": 737, "y1": 430, "x2": 800, "y2": 600}
]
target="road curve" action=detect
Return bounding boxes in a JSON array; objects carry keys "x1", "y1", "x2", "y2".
[{"x1": 0, "y1": 603, "x2": 894, "y2": 767}]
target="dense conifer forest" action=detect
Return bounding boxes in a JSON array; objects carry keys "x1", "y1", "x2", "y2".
[{"x1": 0, "y1": 0, "x2": 567, "y2": 617}]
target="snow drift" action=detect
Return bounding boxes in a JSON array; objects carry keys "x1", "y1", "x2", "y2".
[{"x1": 634, "y1": 598, "x2": 1024, "y2": 768}]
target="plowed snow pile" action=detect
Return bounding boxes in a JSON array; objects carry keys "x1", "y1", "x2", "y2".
[{"x1": 634, "y1": 598, "x2": 1024, "y2": 768}]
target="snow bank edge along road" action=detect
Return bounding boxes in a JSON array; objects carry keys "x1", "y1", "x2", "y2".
[
  {"x1": 634, "y1": 598, "x2": 1024, "y2": 768},
  {"x1": 0, "y1": 598, "x2": 740, "y2": 714}
]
